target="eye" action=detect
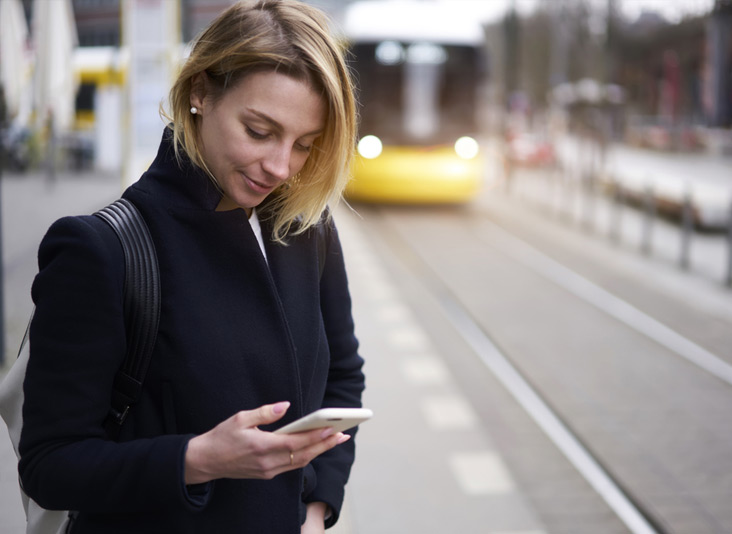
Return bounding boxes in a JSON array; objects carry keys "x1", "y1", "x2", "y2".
[
  {"x1": 297, "y1": 136, "x2": 320, "y2": 153},
  {"x1": 295, "y1": 142, "x2": 312, "y2": 153},
  {"x1": 246, "y1": 126, "x2": 268, "y2": 140}
]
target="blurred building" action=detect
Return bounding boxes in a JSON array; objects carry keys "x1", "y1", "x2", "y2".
[
  {"x1": 705, "y1": 0, "x2": 732, "y2": 129},
  {"x1": 484, "y1": 0, "x2": 731, "y2": 153},
  {"x1": 614, "y1": 10, "x2": 708, "y2": 143},
  {"x1": 11, "y1": 0, "x2": 359, "y2": 172},
  {"x1": 18, "y1": 0, "x2": 356, "y2": 46},
  {"x1": 19, "y1": 0, "x2": 358, "y2": 120},
  {"x1": 614, "y1": 0, "x2": 731, "y2": 150}
]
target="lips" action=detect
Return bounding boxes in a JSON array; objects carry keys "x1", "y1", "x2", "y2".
[{"x1": 243, "y1": 173, "x2": 275, "y2": 194}]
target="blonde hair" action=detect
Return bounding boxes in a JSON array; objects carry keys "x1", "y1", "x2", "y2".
[{"x1": 165, "y1": 0, "x2": 356, "y2": 242}]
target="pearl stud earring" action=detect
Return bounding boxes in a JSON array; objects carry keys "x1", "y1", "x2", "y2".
[{"x1": 190, "y1": 106, "x2": 198, "y2": 115}]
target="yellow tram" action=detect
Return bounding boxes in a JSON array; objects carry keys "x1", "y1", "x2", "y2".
[{"x1": 343, "y1": 1, "x2": 488, "y2": 204}]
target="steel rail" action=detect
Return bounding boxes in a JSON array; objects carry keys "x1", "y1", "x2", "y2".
[
  {"x1": 476, "y1": 219, "x2": 732, "y2": 388},
  {"x1": 375, "y1": 212, "x2": 664, "y2": 534}
]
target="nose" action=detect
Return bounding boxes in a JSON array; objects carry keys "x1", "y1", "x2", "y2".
[{"x1": 262, "y1": 144, "x2": 291, "y2": 183}]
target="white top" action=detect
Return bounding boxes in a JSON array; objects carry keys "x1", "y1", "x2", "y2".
[{"x1": 248, "y1": 208, "x2": 268, "y2": 262}]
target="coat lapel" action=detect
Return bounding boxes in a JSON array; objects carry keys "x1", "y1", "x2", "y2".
[
  {"x1": 128, "y1": 133, "x2": 321, "y2": 418},
  {"x1": 262, "y1": 219, "x2": 322, "y2": 409}
]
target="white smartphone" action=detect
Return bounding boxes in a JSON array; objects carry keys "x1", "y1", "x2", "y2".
[{"x1": 274, "y1": 408, "x2": 373, "y2": 435}]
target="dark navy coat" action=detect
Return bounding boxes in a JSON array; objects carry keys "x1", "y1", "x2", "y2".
[{"x1": 19, "y1": 131, "x2": 365, "y2": 533}]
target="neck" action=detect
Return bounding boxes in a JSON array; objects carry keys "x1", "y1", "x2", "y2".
[{"x1": 216, "y1": 196, "x2": 253, "y2": 218}]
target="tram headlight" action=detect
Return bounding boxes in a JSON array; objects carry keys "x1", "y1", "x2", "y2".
[
  {"x1": 454, "y1": 136, "x2": 479, "y2": 160},
  {"x1": 357, "y1": 135, "x2": 383, "y2": 159}
]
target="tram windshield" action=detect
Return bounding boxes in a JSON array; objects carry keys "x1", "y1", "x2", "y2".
[{"x1": 350, "y1": 41, "x2": 485, "y2": 146}]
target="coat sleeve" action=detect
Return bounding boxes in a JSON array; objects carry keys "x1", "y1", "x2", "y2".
[
  {"x1": 306, "y1": 218, "x2": 366, "y2": 528},
  {"x1": 18, "y1": 215, "x2": 208, "y2": 514}
]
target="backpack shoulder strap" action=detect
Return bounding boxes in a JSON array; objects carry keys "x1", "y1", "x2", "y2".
[{"x1": 95, "y1": 199, "x2": 160, "y2": 439}]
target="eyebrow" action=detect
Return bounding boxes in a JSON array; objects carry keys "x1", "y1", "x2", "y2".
[{"x1": 247, "y1": 108, "x2": 324, "y2": 137}]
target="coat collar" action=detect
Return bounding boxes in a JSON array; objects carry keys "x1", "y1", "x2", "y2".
[
  {"x1": 137, "y1": 128, "x2": 224, "y2": 212},
  {"x1": 140, "y1": 128, "x2": 286, "y2": 221}
]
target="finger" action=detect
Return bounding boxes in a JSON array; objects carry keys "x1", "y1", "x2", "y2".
[
  {"x1": 239, "y1": 401, "x2": 291, "y2": 429},
  {"x1": 290, "y1": 432, "x2": 351, "y2": 468},
  {"x1": 273, "y1": 433, "x2": 350, "y2": 477},
  {"x1": 277, "y1": 426, "x2": 336, "y2": 452}
]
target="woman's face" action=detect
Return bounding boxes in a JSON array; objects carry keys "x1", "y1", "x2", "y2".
[{"x1": 191, "y1": 70, "x2": 326, "y2": 211}]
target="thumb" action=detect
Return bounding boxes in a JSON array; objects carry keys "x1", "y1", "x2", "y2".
[{"x1": 248, "y1": 401, "x2": 291, "y2": 427}]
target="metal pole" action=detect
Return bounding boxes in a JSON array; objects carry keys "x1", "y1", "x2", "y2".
[
  {"x1": 641, "y1": 184, "x2": 655, "y2": 255},
  {"x1": 679, "y1": 189, "x2": 694, "y2": 270},
  {"x1": 0, "y1": 121, "x2": 5, "y2": 367},
  {"x1": 560, "y1": 166, "x2": 570, "y2": 222},
  {"x1": 45, "y1": 114, "x2": 57, "y2": 187},
  {"x1": 503, "y1": 150, "x2": 514, "y2": 195},
  {"x1": 583, "y1": 167, "x2": 595, "y2": 233},
  {"x1": 610, "y1": 179, "x2": 622, "y2": 243},
  {"x1": 553, "y1": 163, "x2": 563, "y2": 220},
  {"x1": 726, "y1": 197, "x2": 732, "y2": 286}
]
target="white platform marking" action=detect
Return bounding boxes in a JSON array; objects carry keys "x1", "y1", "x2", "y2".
[
  {"x1": 401, "y1": 355, "x2": 450, "y2": 386},
  {"x1": 365, "y1": 281, "x2": 397, "y2": 302},
  {"x1": 387, "y1": 324, "x2": 431, "y2": 352},
  {"x1": 421, "y1": 394, "x2": 478, "y2": 430},
  {"x1": 449, "y1": 451, "x2": 516, "y2": 495},
  {"x1": 376, "y1": 302, "x2": 413, "y2": 324}
]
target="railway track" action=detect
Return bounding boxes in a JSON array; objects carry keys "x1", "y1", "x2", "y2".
[{"x1": 354, "y1": 196, "x2": 732, "y2": 533}]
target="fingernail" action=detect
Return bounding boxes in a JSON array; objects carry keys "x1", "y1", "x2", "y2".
[
  {"x1": 273, "y1": 401, "x2": 290, "y2": 415},
  {"x1": 321, "y1": 427, "x2": 335, "y2": 439},
  {"x1": 337, "y1": 433, "x2": 351, "y2": 444}
]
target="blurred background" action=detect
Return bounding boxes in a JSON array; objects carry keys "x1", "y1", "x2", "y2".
[{"x1": 1, "y1": 1, "x2": 732, "y2": 533}]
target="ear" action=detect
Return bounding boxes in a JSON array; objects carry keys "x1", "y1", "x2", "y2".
[{"x1": 189, "y1": 72, "x2": 207, "y2": 111}]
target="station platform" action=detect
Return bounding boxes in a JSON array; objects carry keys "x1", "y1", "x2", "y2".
[{"x1": 330, "y1": 208, "x2": 549, "y2": 534}]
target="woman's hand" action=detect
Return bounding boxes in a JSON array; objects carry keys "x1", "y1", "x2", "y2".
[
  {"x1": 184, "y1": 402, "x2": 350, "y2": 484},
  {"x1": 301, "y1": 502, "x2": 328, "y2": 534}
]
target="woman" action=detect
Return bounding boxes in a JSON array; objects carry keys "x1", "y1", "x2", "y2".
[{"x1": 18, "y1": 1, "x2": 365, "y2": 532}]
